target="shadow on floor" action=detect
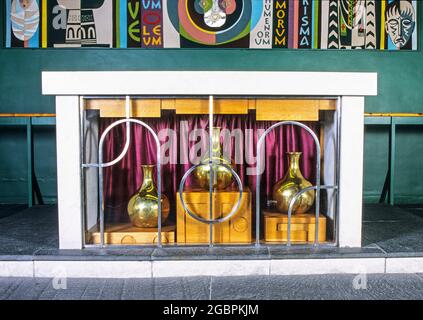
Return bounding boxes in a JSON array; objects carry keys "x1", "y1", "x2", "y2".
[{"x1": 0, "y1": 204, "x2": 27, "y2": 219}]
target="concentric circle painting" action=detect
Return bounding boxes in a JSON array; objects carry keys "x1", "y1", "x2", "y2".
[
  {"x1": 166, "y1": 0, "x2": 261, "y2": 47},
  {"x1": 4, "y1": 0, "x2": 418, "y2": 50}
]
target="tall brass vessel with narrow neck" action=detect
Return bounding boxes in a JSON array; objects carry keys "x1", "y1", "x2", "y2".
[
  {"x1": 127, "y1": 165, "x2": 170, "y2": 228},
  {"x1": 193, "y1": 127, "x2": 234, "y2": 190},
  {"x1": 272, "y1": 152, "x2": 315, "y2": 214}
]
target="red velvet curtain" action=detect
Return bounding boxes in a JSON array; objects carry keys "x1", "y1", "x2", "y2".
[{"x1": 100, "y1": 111, "x2": 318, "y2": 223}]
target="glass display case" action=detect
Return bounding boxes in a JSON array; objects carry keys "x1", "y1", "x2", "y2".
[{"x1": 80, "y1": 96, "x2": 340, "y2": 248}]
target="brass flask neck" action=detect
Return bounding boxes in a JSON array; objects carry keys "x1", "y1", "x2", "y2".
[
  {"x1": 140, "y1": 165, "x2": 156, "y2": 193},
  {"x1": 287, "y1": 152, "x2": 303, "y2": 178},
  {"x1": 210, "y1": 127, "x2": 222, "y2": 157}
]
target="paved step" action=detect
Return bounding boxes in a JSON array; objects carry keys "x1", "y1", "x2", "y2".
[{"x1": 1, "y1": 274, "x2": 423, "y2": 300}]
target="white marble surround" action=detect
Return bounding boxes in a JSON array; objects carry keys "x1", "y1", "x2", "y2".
[
  {"x1": 42, "y1": 71, "x2": 377, "y2": 250},
  {"x1": 2, "y1": 257, "x2": 423, "y2": 278}
]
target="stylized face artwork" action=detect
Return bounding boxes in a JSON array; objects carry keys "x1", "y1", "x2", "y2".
[
  {"x1": 12, "y1": 0, "x2": 39, "y2": 41},
  {"x1": 385, "y1": 1, "x2": 416, "y2": 48},
  {"x1": 195, "y1": 0, "x2": 236, "y2": 28},
  {"x1": 19, "y1": 0, "x2": 32, "y2": 9}
]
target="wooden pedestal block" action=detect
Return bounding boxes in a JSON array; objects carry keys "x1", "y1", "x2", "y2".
[
  {"x1": 263, "y1": 210, "x2": 326, "y2": 243},
  {"x1": 176, "y1": 188, "x2": 252, "y2": 244},
  {"x1": 87, "y1": 224, "x2": 175, "y2": 245}
]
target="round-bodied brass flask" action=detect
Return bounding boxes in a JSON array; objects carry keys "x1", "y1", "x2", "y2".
[
  {"x1": 272, "y1": 152, "x2": 315, "y2": 214},
  {"x1": 127, "y1": 165, "x2": 170, "y2": 228},
  {"x1": 194, "y1": 127, "x2": 234, "y2": 190}
]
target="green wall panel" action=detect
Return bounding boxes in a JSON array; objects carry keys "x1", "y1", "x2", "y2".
[
  {"x1": 0, "y1": 5, "x2": 422, "y2": 204},
  {"x1": 363, "y1": 126, "x2": 389, "y2": 203},
  {"x1": 32, "y1": 127, "x2": 57, "y2": 204},
  {"x1": 0, "y1": 127, "x2": 27, "y2": 203},
  {"x1": 1, "y1": 48, "x2": 423, "y2": 114},
  {"x1": 395, "y1": 126, "x2": 423, "y2": 204}
]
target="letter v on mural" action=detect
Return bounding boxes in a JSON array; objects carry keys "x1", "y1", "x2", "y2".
[{"x1": 4, "y1": 0, "x2": 418, "y2": 50}]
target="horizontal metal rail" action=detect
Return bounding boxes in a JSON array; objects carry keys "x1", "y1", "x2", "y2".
[
  {"x1": 0, "y1": 113, "x2": 56, "y2": 117},
  {"x1": 365, "y1": 113, "x2": 423, "y2": 117}
]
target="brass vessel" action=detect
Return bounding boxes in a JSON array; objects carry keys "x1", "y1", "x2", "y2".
[
  {"x1": 193, "y1": 127, "x2": 234, "y2": 190},
  {"x1": 127, "y1": 165, "x2": 170, "y2": 228},
  {"x1": 272, "y1": 152, "x2": 315, "y2": 214}
]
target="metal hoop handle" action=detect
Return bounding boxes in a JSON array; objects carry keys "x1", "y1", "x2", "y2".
[{"x1": 178, "y1": 162, "x2": 244, "y2": 224}]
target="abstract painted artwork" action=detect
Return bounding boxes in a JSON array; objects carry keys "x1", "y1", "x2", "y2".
[{"x1": 4, "y1": 0, "x2": 418, "y2": 50}]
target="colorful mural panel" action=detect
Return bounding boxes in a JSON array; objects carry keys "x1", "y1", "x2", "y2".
[{"x1": 4, "y1": 0, "x2": 418, "y2": 50}]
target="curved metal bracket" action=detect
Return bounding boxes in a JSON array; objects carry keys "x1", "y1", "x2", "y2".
[
  {"x1": 255, "y1": 121, "x2": 322, "y2": 246},
  {"x1": 83, "y1": 96, "x2": 131, "y2": 168},
  {"x1": 95, "y1": 117, "x2": 162, "y2": 248},
  {"x1": 287, "y1": 185, "x2": 338, "y2": 246}
]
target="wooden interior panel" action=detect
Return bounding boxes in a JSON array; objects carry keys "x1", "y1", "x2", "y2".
[
  {"x1": 256, "y1": 99, "x2": 319, "y2": 121},
  {"x1": 87, "y1": 224, "x2": 175, "y2": 245},
  {"x1": 161, "y1": 99, "x2": 176, "y2": 110},
  {"x1": 248, "y1": 99, "x2": 256, "y2": 110},
  {"x1": 175, "y1": 99, "x2": 248, "y2": 114},
  {"x1": 215, "y1": 192, "x2": 251, "y2": 243},
  {"x1": 176, "y1": 188, "x2": 252, "y2": 244},
  {"x1": 263, "y1": 211, "x2": 326, "y2": 242},
  {"x1": 85, "y1": 99, "x2": 161, "y2": 118},
  {"x1": 85, "y1": 98, "x2": 335, "y2": 119},
  {"x1": 318, "y1": 100, "x2": 337, "y2": 110}
]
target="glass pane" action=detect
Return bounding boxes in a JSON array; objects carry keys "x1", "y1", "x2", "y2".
[{"x1": 81, "y1": 97, "x2": 338, "y2": 247}]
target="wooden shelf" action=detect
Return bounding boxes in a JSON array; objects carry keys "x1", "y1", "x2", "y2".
[
  {"x1": 87, "y1": 223, "x2": 176, "y2": 245},
  {"x1": 263, "y1": 210, "x2": 327, "y2": 243}
]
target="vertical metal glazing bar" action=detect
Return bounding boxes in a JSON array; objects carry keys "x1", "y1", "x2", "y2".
[
  {"x1": 334, "y1": 97, "x2": 342, "y2": 246},
  {"x1": 157, "y1": 140, "x2": 162, "y2": 247},
  {"x1": 99, "y1": 146, "x2": 105, "y2": 247},
  {"x1": 209, "y1": 95, "x2": 214, "y2": 247},
  {"x1": 26, "y1": 117, "x2": 33, "y2": 208},
  {"x1": 255, "y1": 138, "x2": 261, "y2": 247},
  {"x1": 286, "y1": 127, "x2": 293, "y2": 245},
  {"x1": 314, "y1": 133, "x2": 321, "y2": 246},
  {"x1": 287, "y1": 196, "x2": 292, "y2": 246},
  {"x1": 79, "y1": 96, "x2": 87, "y2": 247},
  {"x1": 157, "y1": 102, "x2": 162, "y2": 248}
]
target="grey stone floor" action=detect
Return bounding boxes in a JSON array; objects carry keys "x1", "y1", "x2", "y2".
[
  {"x1": 362, "y1": 204, "x2": 423, "y2": 255},
  {"x1": 1, "y1": 274, "x2": 423, "y2": 300},
  {"x1": 1, "y1": 203, "x2": 423, "y2": 259},
  {"x1": 1, "y1": 204, "x2": 423, "y2": 300}
]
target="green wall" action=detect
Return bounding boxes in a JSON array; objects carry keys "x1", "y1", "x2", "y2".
[{"x1": 0, "y1": 6, "x2": 423, "y2": 204}]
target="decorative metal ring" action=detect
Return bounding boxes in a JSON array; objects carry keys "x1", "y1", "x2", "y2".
[{"x1": 178, "y1": 161, "x2": 243, "y2": 224}]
